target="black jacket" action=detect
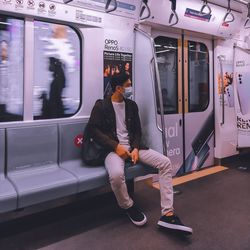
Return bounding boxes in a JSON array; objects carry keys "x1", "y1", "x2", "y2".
[{"x1": 88, "y1": 97, "x2": 148, "y2": 154}]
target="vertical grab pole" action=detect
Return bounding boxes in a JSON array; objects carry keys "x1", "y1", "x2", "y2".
[
  {"x1": 135, "y1": 27, "x2": 168, "y2": 156},
  {"x1": 218, "y1": 55, "x2": 225, "y2": 125},
  {"x1": 149, "y1": 58, "x2": 161, "y2": 131}
]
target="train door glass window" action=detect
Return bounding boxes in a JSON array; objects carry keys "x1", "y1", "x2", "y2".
[
  {"x1": 188, "y1": 41, "x2": 209, "y2": 112},
  {"x1": 154, "y1": 36, "x2": 178, "y2": 114},
  {"x1": 33, "y1": 21, "x2": 81, "y2": 119},
  {"x1": 0, "y1": 15, "x2": 24, "y2": 122}
]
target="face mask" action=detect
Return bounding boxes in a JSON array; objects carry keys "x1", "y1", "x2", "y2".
[{"x1": 122, "y1": 87, "x2": 133, "y2": 99}]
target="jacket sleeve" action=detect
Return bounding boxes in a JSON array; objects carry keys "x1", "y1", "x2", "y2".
[
  {"x1": 130, "y1": 102, "x2": 142, "y2": 150},
  {"x1": 88, "y1": 100, "x2": 118, "y2": 151}
]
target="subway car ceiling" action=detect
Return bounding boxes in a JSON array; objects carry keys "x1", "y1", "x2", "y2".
[
  {"x1": 1, "y1": 0, "x2": 250, "y2": 37},
  {"x1": 54, "y1": 0, "x2": 250, "y2": 38}
]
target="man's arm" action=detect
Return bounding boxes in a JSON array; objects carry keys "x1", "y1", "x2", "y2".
[
  {"x1": 88, "y1": 100, "x2": 118, "y2": 151},
  {"x1": 130, "y1": 102, "x2": 142, "y2": 150}
]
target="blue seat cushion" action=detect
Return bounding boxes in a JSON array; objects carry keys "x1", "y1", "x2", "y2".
[
  {"x1": 60, "y1": 160, "x2": 108, "y2": 193},
  {"x1": 8, "y1": 165, "x2": 77, "y2": 208},
  {"x1": 0, "y1": 175, "x2": 17, "y2": 213},
  {"x1": 61, "y1": 160, "x2": 158, "y2": 193}
]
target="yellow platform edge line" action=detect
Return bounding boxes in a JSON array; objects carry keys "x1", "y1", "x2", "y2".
[{"x1": 152, "y1": 166, "x2": 228, "y2": 190}]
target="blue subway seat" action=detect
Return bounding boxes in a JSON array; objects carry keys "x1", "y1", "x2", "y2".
[
  {"x1": 59, "y1": 122, "x2": 157, "y2": 193},
  {"x1": 0, "y1": 129, "x2": 17, "y2": 212},
  {"x1": 0, "y1": 175, "x2": 17, "y2": 213},
  {"x1": 1, "y1": 122, "x2": 157, "y2": 213},
  {"x1": 6, "y1": 125, "x2": 77, "y2": 208}
]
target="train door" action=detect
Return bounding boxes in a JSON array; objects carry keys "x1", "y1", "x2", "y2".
[{"x1": 152, "y1": 31, "x2": 214, "y2": 175}]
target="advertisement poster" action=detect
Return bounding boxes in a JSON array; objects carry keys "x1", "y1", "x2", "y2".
[
  {"x1": 184, "y1": 8, "x2": 211, "y2": 22},
  {"x1": 217, "y1": 62, "x2": 234, "y2": 108},
  {"x1": 103, "y1": 51, "x2": 132, "y2": 98},
  {"x1": 233, "y1": 46, "x2": 250, "y2": 147}
]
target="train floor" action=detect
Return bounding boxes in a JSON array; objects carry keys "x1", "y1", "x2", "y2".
[{"x1": 0, "y1": 160, "x2": 250, "y2": 250}]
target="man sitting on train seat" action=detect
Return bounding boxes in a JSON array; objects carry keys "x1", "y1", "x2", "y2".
[{"x1": 88, "y1": 73, "x2": 193, "y2": 234}]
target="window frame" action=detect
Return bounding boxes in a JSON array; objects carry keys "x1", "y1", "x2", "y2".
[
  {"x1": 0, "y1": 14, "x2": 83, "y2": 124},
  {"x1": 187, "y1": 40, "x2": 210, "y2": 113},
  {"x1": 154, "y1": 36, "x2": 179, "y2": 115},
  {"x1": 0, "y1": 14, "x2": 25, "y2": 123},
  {"x1": 32, "y1": 18, "x2": 83, "y2": 121}
]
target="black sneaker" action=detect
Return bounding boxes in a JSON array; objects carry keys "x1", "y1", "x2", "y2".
[
  {"x1": 157, "y1": 214, "x2": 193, "y2": 234},
  {"x1": 126, "y1": 205, "x2": 147, "y2": 226}
]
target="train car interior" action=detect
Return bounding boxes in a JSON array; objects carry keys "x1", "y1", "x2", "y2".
[{"x1": 0, "y1": 0, "x2": 250, "y2": 249}]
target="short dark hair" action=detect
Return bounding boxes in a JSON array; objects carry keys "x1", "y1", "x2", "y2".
[{"x1": 110, "y1": 73, "x2": 130, "y2": 92}]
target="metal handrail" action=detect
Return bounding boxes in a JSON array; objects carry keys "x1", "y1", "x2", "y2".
[
  {"x1": 135, "y1": 27, "x2": 168, "y2": 156},
  {"x1": 200, "y1": 0, "x2": 212, "y2": 16},
  {"x1": 149, "y1": 58, "x2": 162, "y2": 131},
  {"x1": 140, "y1": 0, "x2": 151, "y2": 21},
  {"x1": 105, "y1": 0, "x2": 118, "y2": 13},
  {"x1": 217, "y1": 55, "x2": 225, "y2": 126},
  {"x1": 244, "y1": 3, "x2": 250, "y2": 28},
  {"x1": 63, "y1": 0, "x2": 73, "y2": 3},
  {"x1": 169, "y1": 11, "x2": 179, "y2": 26},
  {"x1": 223, "y1": 0, "x2": 235, "y2": 24},
  {"x1": 234, "y1": 44, "x2": 250, "y2": 54},
  {"x1": 169, "y1": 0, "x2": 179, "y2": 26}
]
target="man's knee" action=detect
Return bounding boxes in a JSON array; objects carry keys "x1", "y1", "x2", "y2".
[
  {"x1": 109, "y1": 171, "x2": 126, "y2": 187},
  {"x1": 159, "y1": 156, "x2": 172, "y2": 172}
]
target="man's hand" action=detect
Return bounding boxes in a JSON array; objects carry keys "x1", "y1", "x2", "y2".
[
  {"x1": 115, "y1": 144, "x2": 131, "y2": 160},
  {"x1": 130, "y1": 148, "x2": 139, "y2": 164}
]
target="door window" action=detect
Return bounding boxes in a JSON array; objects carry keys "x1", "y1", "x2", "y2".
[
  {"x1": 154, "y1": 36, "x2": 178, "y2": 114},
  {"x1": 188, "y1": 41, "x2": 209, "y2": 112}
]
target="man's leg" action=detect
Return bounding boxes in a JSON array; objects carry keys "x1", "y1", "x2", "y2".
[
  {"x1": 139, "y1": 149, "x2": 193, "y2": 234},
  {"x1": 105, "y1": 152, "x2": 133, "y2": 209},
  {"x1": 139, "y1": 149, "x2": 173, "y2": 215},
  {"x1": 105, "y1": 152, "x2": 147, "y2": 226}
]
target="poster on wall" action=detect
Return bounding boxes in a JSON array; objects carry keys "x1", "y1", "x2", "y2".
[
  {"x1": 103, "y1": 51, "x2": 132, "y2": 98},
  {"x1": 217, "y1": 61, "x2": 234, "y2": 108},
  {"x1": 233, "y1": 46, "x2": 250, "y2": 147}
]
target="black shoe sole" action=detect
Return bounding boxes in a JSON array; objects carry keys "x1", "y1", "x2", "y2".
[
  {"x1": 127, "y1": 212, "x2": 147, "y2": 226},
  {"x1": 157, "y1": 221, "x2": 193, "y2": 234}
]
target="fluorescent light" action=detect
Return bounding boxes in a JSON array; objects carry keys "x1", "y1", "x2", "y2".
[
  {"x1": 189, "y1": 50, "x2": 207, "y2": 54},
  {"x1": 164, "y1": 46, "x2": 177, "y2": 49},
  {"x1": 237, "y1": 0, "x2": 248, "y2": 4},
  {"x1": 156, "y1": 49, "x2": 170, "y2": 53},
  {"x1": 0, "y1": 21, "x2": 11, "y2": 26}
]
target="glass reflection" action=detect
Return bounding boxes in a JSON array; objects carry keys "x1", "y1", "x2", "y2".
[
  {"x1": 34, "y1": 22, "x2": 80, "y2": 119},
  {"x1": 154, "y1": 36, "x2": 178, "y2": 114},
  {"x1": 188, "y1": 41, "x2": 209, "y2": 112},
  {"x1": 0, "y1": 15, "x2": 24, "y2": 122}
]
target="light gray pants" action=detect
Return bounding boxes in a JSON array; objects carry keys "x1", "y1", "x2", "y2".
[{"x1": 105, "y1": 149, "x2": 174, "y2": 215}]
